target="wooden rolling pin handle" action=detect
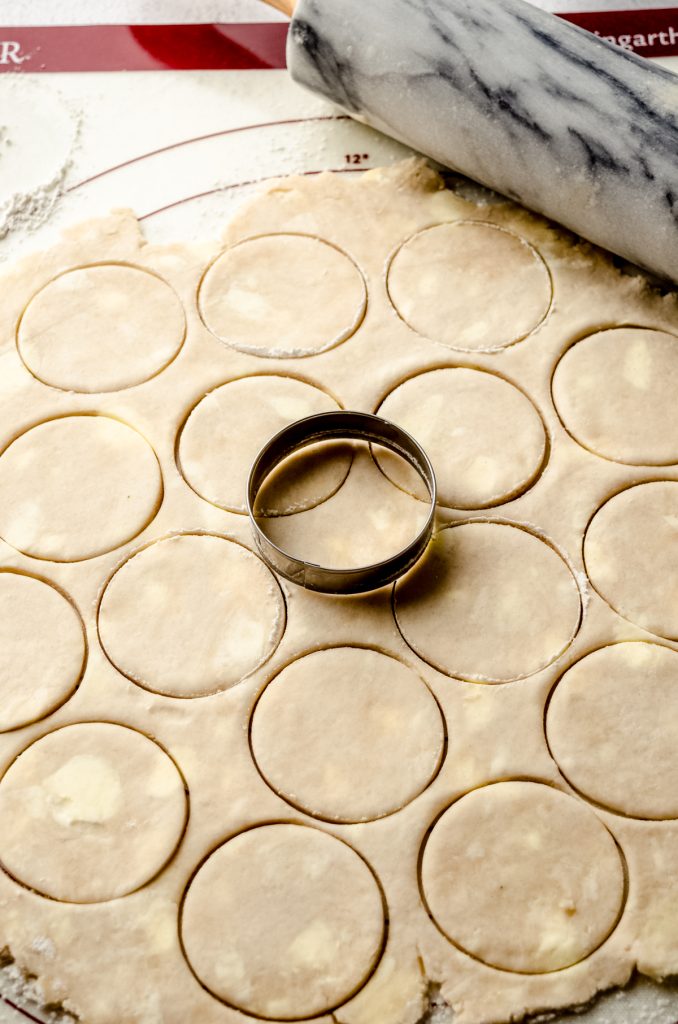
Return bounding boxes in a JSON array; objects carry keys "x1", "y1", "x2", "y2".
[{"x1": 260, "y1": 0, "x2": 296, "y2": 17}]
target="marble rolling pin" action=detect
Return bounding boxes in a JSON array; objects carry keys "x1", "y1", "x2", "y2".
[{"x1": 267, "y1": 0, "x2": 678, "y2": 284}]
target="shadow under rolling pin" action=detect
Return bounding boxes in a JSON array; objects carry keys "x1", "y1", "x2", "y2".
[{"x1": 262, "y1": 0, "x2": 678, "y2": 286}]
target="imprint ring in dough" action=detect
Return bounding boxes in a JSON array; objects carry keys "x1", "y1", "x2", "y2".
[
  {"x1": 387, "y1": 222, "x2": 551, "y2": 352},
  {"x1": 0, "y1": 572, "x2": 85, "y2": 732},
  {"x1": 0, "y1": 723, "x2": 187, "y2": 903},
  {"x1": 251, "y1": 647, "x2": 445, "y2": 822},
  {"x1": 547, "y1": 642, "x2": 678, "y2": 819},
  {"x1": 552, "y1": 327, "x2": 678, "y2": 465},
  {"x1": 178, "y1": 375, "x2": 350, "y2": 514},
  {"x1": 0, "y1": 415, "x2": 162, "y2": 562},
  {"x1": 394, "y1": 522, "x2": 581, "y2": 682},
  {"x1": 181, "y1": 823, "x2": 385, "y2": 1019},
  {"x1": 584, "y1": 481, "x2": 678, "y2": 640},
  {"x1": 199, "y1": 234, "x2": 366, "y2": 358},
  {"x1": 98, "y1": 534, "x2": 285, "y2": 697},
  {"x1": 421, "y1": 781, "x2": 624, "y2": 973},
  {"x1": 18, "y1": 264, "x2": 186, "y2": 393},
  {"x1": 375, "y1": 367, "x2": 546, "y2": 509}
]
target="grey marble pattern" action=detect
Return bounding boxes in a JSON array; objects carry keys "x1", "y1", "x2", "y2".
[{"x1": 287, "y1": 0, "x2": 678, "y2": 283}]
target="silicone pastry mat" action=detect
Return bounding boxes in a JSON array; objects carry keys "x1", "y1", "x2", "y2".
[{"x1": 1, "y1": 160, "x2": 678, "y2": 1024}]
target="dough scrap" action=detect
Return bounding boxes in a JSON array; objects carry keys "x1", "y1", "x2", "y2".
[
  {"x1": 552, "y1": 327, "x2": 678, "y2": 465},
  {"x1": 0, "y1": 572, "x2": 85, "y2": 732},
  {"x1": 584, "y1": 481, "x2": 678, "y2": 640},
  {"x1": 395, "y1": 522, "x2": 581, "y2": 681},
  {"x1": 98, "y1": 534, "x2": 285, "y2": 697},
  {"x1": 18, "y1": 263, "x2": 185, "y2": 393},
  {"x1": 180, "y1": 824, "x2": 385, "y2": 1019},
  {"x1": 178, "y1": 374, "x2": 350, "y2": 515},
  {"x1": 547, "y1": 642, "x2": 678, "y2": 819},
  {"x1": 0, "y1": 722, "x2": 187, "y2": 902},
  {"x1": 0, "y1": 415, "x2": 162, "y2": 561},
  {"x1": 387, "y1": 221, "x2": 551, "y2": 351},
  {"x1": 250, "y1": 646, "x2": 444, "y2": 822},
  {"x1": 421, "y1": 781, "x2": 624, "y2": 973},
  {"x1": 375, "y1": 367, "x2": 546, "y2": 509},
  {"x1": 199, "y1": 234, "x2": 366, "y2": 357}
]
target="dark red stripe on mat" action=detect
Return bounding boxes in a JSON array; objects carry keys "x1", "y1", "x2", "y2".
[
  {"x1": 0, "y1": 23, "x2": 288, "y2": 72},
  {"x1": 0, "y1": 11, "x2": 675, "y2": 73}
]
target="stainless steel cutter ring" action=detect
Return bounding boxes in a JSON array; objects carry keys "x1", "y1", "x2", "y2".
[{"x1": 246, "y1": 410, "x2": 437, "y2": 595}]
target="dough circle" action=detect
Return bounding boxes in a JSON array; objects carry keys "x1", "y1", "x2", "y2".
[
  {"x1": 180, "y1": 824, "x2": 385, "y2": 1019},
  {"x1": 420, "y1": 781, "x2": 624, "y2": 973},
  {"x1": 98, "y1": 534, "x2": 285, "y2": 697},
  {"x1": 0, "y1": 415, "x2": 162, "y2": 562},
  {"x1": 387, "y1": 222, "x2": 551, "y2": 352},
  {"x1": 17, "y1": 264, "x2": 185, "y2": 393},
  {"x1": 199, "y1": 234, "x2": 366, "y2": 358},
  {"x1": 250, "y1": 647, "x2": 445, "y2": 822},
  {"x1": 178, "y1": 375, "x2": 350, "y2": 515},
  {"x1": 0, "y1": 723, "x2": 187, "y2": 903},
  {"x1": 394, "y1": 522, "x2": 581, "y2": 682},
  {"x1": 552, "y1": 327, "x2": 678, "y2": 465},
  {"x1": 375, "y1": 367, "x2": 546, "y2": 509},
  {"x1": 547, "y1": 642, "x2": 678, "y2": 819},
  {"x1": 584, "y1": 481, "x2": 678, "y2": 639},
  {"x1": 0, "y1": 572, "x2": 85, "y2": 732}
]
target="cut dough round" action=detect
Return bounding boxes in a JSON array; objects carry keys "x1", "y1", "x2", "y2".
[
  {"x1": 584, "y1": 481, "x2": 678, "y2": 639},
  {"x1": 178, "y1": 375, "x2": 350, "y2": 514},
  {"x1": 395, "y1": 522, "x2": 580, "y2": 682},
  {"x1": 0, "y1": 723, "x2": 187, "y2": 902},
  {"x1": 387, "y1": 222, "x2": 551, "y2": 351},
  {"x1": 0, "y1": 572, "x2": 85, "y2": 732},
  {"x1": 547, "y1": 643, "x2": 678, "y2": 818},
  {"x1": 18, "y1": 264, "x2": 185, "y2": 392},
  {"x1": 0, "y1": 415, "x2": 162, "y2": 561},
  {"x1": 251, "y1": 647, "x2": 444, "y2": 822},
  {"x1": 98, "y1": 534, "x2": 284, "y2": 697},
  {"x1": 421, "y1": 781, "x2": 624, "y2": 973},
  {"x1": 181, "y1": 824, "x2": 384, "y2": 1018},
  {"x1": 199, "y1": 234, "x2": 366, "y2": 357},
  {"x1": 553, "y1": 328, "x2": 678, "y2": 465},
  {"x1": 375, "y1": 368, "x2": 546, "y2": 508}
]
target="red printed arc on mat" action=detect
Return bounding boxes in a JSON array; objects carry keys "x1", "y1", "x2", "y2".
[{"x1": 0, "y1": 11, "x2": 676, "y2": 73}]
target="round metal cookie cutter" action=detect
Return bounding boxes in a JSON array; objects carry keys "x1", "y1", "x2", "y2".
[{"x1": 247, "y1": 410, "x2": 437, "y2": 595}]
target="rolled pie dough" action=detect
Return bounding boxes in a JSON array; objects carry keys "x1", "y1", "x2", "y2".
[{"x1": 0, "y1": 161, "x2": 677, "y2": 1024}]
